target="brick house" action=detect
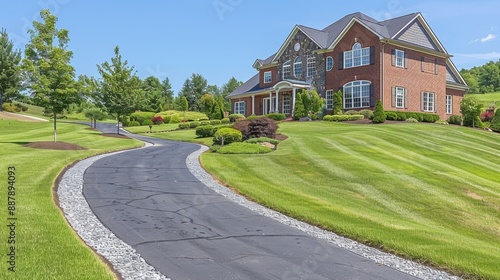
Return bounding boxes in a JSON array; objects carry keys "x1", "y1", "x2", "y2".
[{"x1": 227, "y1": 12, "x2": 468, "y2": 120}]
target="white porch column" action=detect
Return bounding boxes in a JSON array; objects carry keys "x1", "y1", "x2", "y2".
[
  {"x1": 269, "y1": 91, "x2": 273, "y2": 113},
  {"x1": 251, "y1": 95, "x2": 255, "y2": 115},
  {"x1": 275, "y1": 89, "x2": 279, "y2": 112},
  {"x1": 292, "y1": 87, "x2": 296, "y2": 115}
]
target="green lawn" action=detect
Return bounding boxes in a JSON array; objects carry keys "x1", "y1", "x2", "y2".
[
  {"x1": 199, "y1": 122, "x2": 500, "y2": 279},
  {"x1": 468, "y1": 92, "x2": 500, "y2": 108},
  {"x1": 0, "y1": 120, "x2": 142, "y2": 279}
]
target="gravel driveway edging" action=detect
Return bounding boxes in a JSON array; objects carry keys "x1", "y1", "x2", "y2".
[{"x1": 187, "y1": 145, "x2": 461, "y2": 280}]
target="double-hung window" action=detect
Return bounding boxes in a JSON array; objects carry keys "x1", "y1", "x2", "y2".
[
  {"x1": 326, "y1": 90, "x2": 333, "y2": 110},
  {"x1": 307, "y1": 56, "x2": 316, "y2": 77},
  {"x1": 283, "y1": 96, "x2": 291, "y2": 115},
  {"x1": 282, "y1": 60, "x2": 291, "y2": 79},
  {"x1": 264, "y1": 71, "x2": 272, "y2": 83},
  {"x1": 392, "y1": 86, "x2": 407, "y2": 108},
  {"x1": 446, "y1": 95, "x2": 453, "y2": 114},
  {"x1": 395, "y1": 49, "x2": 405, "y2": 68},
  {"x1": 422, "y1": 92, "x2": 435, "y2": 112},
  {"x1": 344, "y1": 43, "x2": 370, "y2": 68},
  {"x1": 234, "y1": 101, "x2": 246, "y2": 115}
]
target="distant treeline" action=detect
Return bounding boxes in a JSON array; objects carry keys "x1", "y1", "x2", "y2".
[{"x1": 460, "y1": 60, "x2": 500, "y2": 94}]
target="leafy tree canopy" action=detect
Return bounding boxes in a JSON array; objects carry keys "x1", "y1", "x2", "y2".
[{"x1": 0, "y1": 28, "x2": 23, "y2": 110}]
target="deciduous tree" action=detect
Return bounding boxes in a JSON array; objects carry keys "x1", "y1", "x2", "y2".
[
  {"x1": 22, "y1": 10, "x2": 78, "y2": 142},
  {"x1": 460, "y1": 96, "x2": 483, "y2": 128},
  {"x1": 96, "y1": 46, "x2": 142, "y2": 134}
]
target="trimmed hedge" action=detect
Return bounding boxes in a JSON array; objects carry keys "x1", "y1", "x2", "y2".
[
  {"x1": 142, "y1": 119, "x2": 154, "y2": 126},
  {"x1": 216, "y1": 142, "x2": 272, "y2": 154},
  {"x1": 265, "y1": 113, "x2": 286, "y2": 121},
  {"x1": 178, "y1": 123, "x2": 190, "y2": 129},
  {"x1": 221, "y1": 118, "x2": 230, "y2": 124},
  {"x1": 246, "y1": 115, "x2": 262, "y2": 121},
  {"x1": 196, "y1": 125, "x2": 215, "y2": 138},
  {"x1": 213, "y1": 128, "x2": 242, "y2": 145},
  {"x1": 245, "y1": 137, "x2": 280, "y2": 145},
  {"x1": 170, "y1": 115, "x2": 182, "y2": 123},
  {"x1": 385, "y1": 111, "x2": 440, "y2": 123},
  {"x1": 210, "y1": 120, "x2": 221, "y2": 125},
  {"x1": 189, "y1": 121, "x2": 200, "y2": 128},
  {"x1": 130, "y1": 111, "x2": 156, "y2": 125},
  {"x1": 199, "y1": 120, "x2": 210, "y2": 126},
  {"x1": 127, "y1": 121, "x2": 140, "y2": 127},
  {"x1": 323, "y1": 114, "x2": 364, "y2": 122}
]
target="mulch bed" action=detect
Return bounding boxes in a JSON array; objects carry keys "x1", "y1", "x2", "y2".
[
  {"x1": 24, "y1": 141, "x2": 88, "y2": 150},
  {"x1": 275, "y1": 134, "x2": 289, "y2": 141}
]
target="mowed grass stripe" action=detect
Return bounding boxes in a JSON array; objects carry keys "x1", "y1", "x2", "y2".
[{"x1": 200, "y1": 121, "x2": 500, "y2": 279}]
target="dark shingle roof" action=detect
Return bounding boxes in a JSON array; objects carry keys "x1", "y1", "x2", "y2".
[
  {"x1": 298, "y1": 25, "x2": 328, "y2": 48},
  {"x1": 226, "y1": 73, "x2": 262, "y2": 98}
]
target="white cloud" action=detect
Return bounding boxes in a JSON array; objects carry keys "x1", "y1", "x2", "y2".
[
  {"x1": 455, "y1": 52, "x2": 500, "y2": 60},
  {"x1": 481, "y1": 34, "x2": 496, "y2": 43}
]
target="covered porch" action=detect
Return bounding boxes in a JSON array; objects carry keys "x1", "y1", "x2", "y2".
[{"x1": 251, "y1": 80, "x2": 312, "y2": 116}]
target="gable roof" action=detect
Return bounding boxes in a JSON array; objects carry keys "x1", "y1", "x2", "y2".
[{"x1": 226, "y1": 73, "x2": 263, "y2": 98}]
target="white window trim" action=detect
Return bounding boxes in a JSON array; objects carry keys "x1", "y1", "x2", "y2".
[
  {"x1": 283, "y1": 60, "x2": 291, "y2": 79},
  {"x1": 446, "y1": 95, "x2": 453, "y2": 114},
  {"x1": 326, "y1": 56, "x2": 333, "y2": 71},
  {"x1": 344, "y1": 43, "x2": 370, "y2": 69},
  {"x1": 307, "y1": 56, "x2": 316, "y2": 77},
  {"x1": 343, "y1": 81, "x2": 371, "y2": 109},
  {"x1": 283, "y1": 95, "x2": 291, "y2": 114},
  {"x1": 264, "y1": 71, "x2": 272, "y2": 84},
  {"x1": 326, "y1": 90, "x2": 334, "y2": 110},
  {"x1": 422, "y1": 92, "x2": 435, "y2": 112},
  {"x1": 395, "y1": 86, "x2": 405, "y2": 108},
  {"x1": 395, "y1": 49, "x2": 404, "y2": 68},
  {"x1": 234, "y1": 101, "x2": 246, "y2": 115},
  {"x1": 293, "y1": 57, "x2": 302, "y2": 78}
]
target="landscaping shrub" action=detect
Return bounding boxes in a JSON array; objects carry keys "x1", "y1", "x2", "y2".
[
  {"x1": 372, "y1": 100, "x2": 386, "y2": 123},
  {"x1": 130, "y1": 111, "x2": 156, "y2": 125},
  {"x1": 323, "y1": 115, "x2": 364, "y2": 122},
  {"x1": 216, "y1": 142, "x2": 272, "y2": 154},
  {"x1": 246, "y1": 115, "x2": 262, "y2": 121},
  {"x1": 396, "y1": 112, "x2": 407, "y2": 121},
  {"x1": 359, "y1": 109, "x2": 374, "y2": 120},
  {"x1": 178, "y1": 123, "x2": 190, "y2": 129},
  {"x1": 155, "y1": 110, "x2": 208, "y2": 122},
  {"x1": 127, "y1": 121, "x2": 140, "y2": 127},
  {"x1": 234, "y1": 117, "x2": 278, "y2": 140},
  {"x1": 448, "y1": 115, "x2": 462, "y2": 125},
  {"x1": 210, "y1": 120, "x2": 221, "y2": 125},
  {"x1": 406, "y1": 118, "x2": 418, "y2": 123},
  {"x1": 344, "y1": 110, "x2": 359, "y2": 115},
  {"x1": 163, "y1": 115, "x2": 171, "y2": 124},
  {"x1": 2, "y1": 103, "x2": 21, "y2": 112},
  {"x1": 213, "y1": 128, "x2": 242, "y2": 145},
  {"x1": 142, "y1": 119, "x2": 154, "y2": 126},
  {"x1": 245, "y1": 137, "x2": 280, "y2": 145},
  {"x1": 481, "y1": 107, "x2": 495, "y2": 122},
  {"x1": 199, "y1": 120, "x2": 210, "y2": 126},
  {"x1": 228, "y1": 114, "x2": 245, "y2": 122},
  {"x1": 221, "y1": 118, "x2": 230, "y2": 124},
  {"x1": 423, "y1": 113, "x2": 439, "y2": 123},
  {"x1": 265, "y1": 113, "x2": 286, "y2": 121},
  {"x1": 169, "y1": 115, "x2": 182, "y2": 123},
  {"x1": 490, "y1": 109, "x2": 500, "y2": 132},
  {"x1": 151, "y1": 116, "x2": 164, "y2": 125},
  {"x1": 189, "y1": 121, "x2": 200, "y2": 128},
  {"x1": 385, "y1": 111, "x2": 398, "y2": 121},
  {"x1": 119, "y1": 115, "x2": 130, "y2": 127},
  {"x1": 196, "y1": 125, "x2": 215, "y2": 138}
]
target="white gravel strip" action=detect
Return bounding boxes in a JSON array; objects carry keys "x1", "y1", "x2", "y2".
[
  {"x1": 58, "y1": 148, "x2": 170, "y2": 280},
  {"x1": 187, "y1": 145, "x2": 461, "y2": 280}
]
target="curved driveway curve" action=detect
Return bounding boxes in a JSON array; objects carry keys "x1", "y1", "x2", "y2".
[{"x1": 84, "y1": 123, "x2": 419, "y2": 280}]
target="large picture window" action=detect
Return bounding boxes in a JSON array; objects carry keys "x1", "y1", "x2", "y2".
[
  {"x1": 343, "y1": 81, "x2": 371, "y2": 109},
  {"x1": 344, "y1": 43, "x2": 370, "y2": 68},
  {"x1": 234, "y1": 101, "x2": 246, "y2": 115}
]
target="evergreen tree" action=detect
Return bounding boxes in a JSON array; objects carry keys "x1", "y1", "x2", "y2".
[
  {"x1": 0, "y1": 29, "x2": 22, "y2": 111},
  {"x1": 161, "y1": 77, "x2": 174, "y2": 109},
  {"x1": 293, "y1": 93, "x2": 306, "y2": 119},
  {"x1": 332, "y1": 90, "x2": 343, "y2": 115},
  {"x1": 372, "y1": 100, "x2": 386, "y2": 123},
  {"x1": 490, "y1": 108, "x2": 500, "y2": 132}
]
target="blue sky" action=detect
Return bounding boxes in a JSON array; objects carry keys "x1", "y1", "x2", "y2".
[{"x1": 1, "y1": 0, "x2": 499, "y2": 93}]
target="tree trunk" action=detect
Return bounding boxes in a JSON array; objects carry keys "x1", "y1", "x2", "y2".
[
  {"x1": 117, "y1": 115, "x2": 120, "y2": 135},
  {"x1": 53, "y1": 113, "x2": 57, "y2": 143},
  {"x1": 0, "y1": 94, "x2": 3, "y2": 111},
  {"x1": 94, "y1": 119, "x2": 97, "y2": 129}
]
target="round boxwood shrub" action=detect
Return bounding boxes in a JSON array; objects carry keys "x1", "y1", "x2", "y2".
[
  {"x1": 221, "y1": 118, "x2": 230, "y2": 124},
  {"x1": 127, "y1": 121, "x2": 140, "y2": 127},
  {"x1": 178, "y1": 123, "x2": 190, "y2": 129},
  {"x1": 246, "y1": 115, "x2": 262, "y2": 121},
  {"x1": 385, "y1": 111, "x2": 398, "y2": 121},
  {"x1": 448, "y1": 115, "x2": 462, "y2": 125},
  {"x1": 210, "y1": 120, "x2": 221, "y2": 125},
  {"x1": 142, "y1": 119, "x2": 154, "y2": 126},
  {"x1": 130, "y1": 111, "x2": 156, "y2": 125},
  {"x1": 196, "y1": 125, "x2": 215, "y2": 138},
  {"x1": 213, "y1": 128, "x2": 242, "y2": 145},
  {"x1": 228, "y1": 114, "x2": 245, "y2": 122},
  {"x1": 200, "y1": 120, "x2": 210, "y2": 126},
  {"x1": 169, "y1": 115, "x2": 182, "y2": 123},
  {"x1": 359, "y1": 109, "x2": 374, "y2": 120},
  {"x1": 265, "y1": 113, "x2": 286, "y2": 121},
  {"x1": 189, "y1": 121, "x2": 200, "y2": 128}
]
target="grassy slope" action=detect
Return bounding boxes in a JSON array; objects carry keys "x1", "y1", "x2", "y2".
[
  {"x1": 0, "y1": 120, "x2": 142, "y2": 279},
  {"x1": 468, "y1": 92, "x2": 500, "y2": 108},
  {"x1": 201, "y1": 122, "x2": 500, "y2": 279}
]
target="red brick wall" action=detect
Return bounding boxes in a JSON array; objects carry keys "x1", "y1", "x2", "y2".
[
  {"x1": 259, "y1": 67, "x2": 278, "y2": 89},
  {"x1": 446, "y1": 88, "x2": 465, "y2": 117},
  {"x1": 325, "y1": 22, "x2": 381, "y2": 106}
]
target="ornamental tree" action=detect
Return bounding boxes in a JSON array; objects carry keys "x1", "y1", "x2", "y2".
[
  {"x1": 460, "y1": 96, "x2": 483, "y2": 128},
  {"x1": 372, "y1": 100, "x2": 386, "y2": 123},
  {"x1": 332, "y1": 90, "x2": 343, "y2": 115},
  {"x1": 22, "y1": 10, "x2": 78, "y2": 142}
]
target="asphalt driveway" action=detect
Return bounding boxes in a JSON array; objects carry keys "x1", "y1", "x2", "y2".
[{"x1": 83, "y1": 123, "x2": 419, "y2": 280}]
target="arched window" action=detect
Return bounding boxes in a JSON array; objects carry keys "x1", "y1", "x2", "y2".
[
  {"x1": 293, "y1": 57, "x2": 302, "y2": 78},
  {"x1": 343, "y1": 80, "x2": 371, "y2": 109},
  {"x1": 282, "y1": 60, "x2": 291, "y2": 79},
  {"x1": 326, "y1": 56, "x2": 334, "y2": 71},
  {"x1": 344, "y1": 43, "x2": 370, "y2": 68}
]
